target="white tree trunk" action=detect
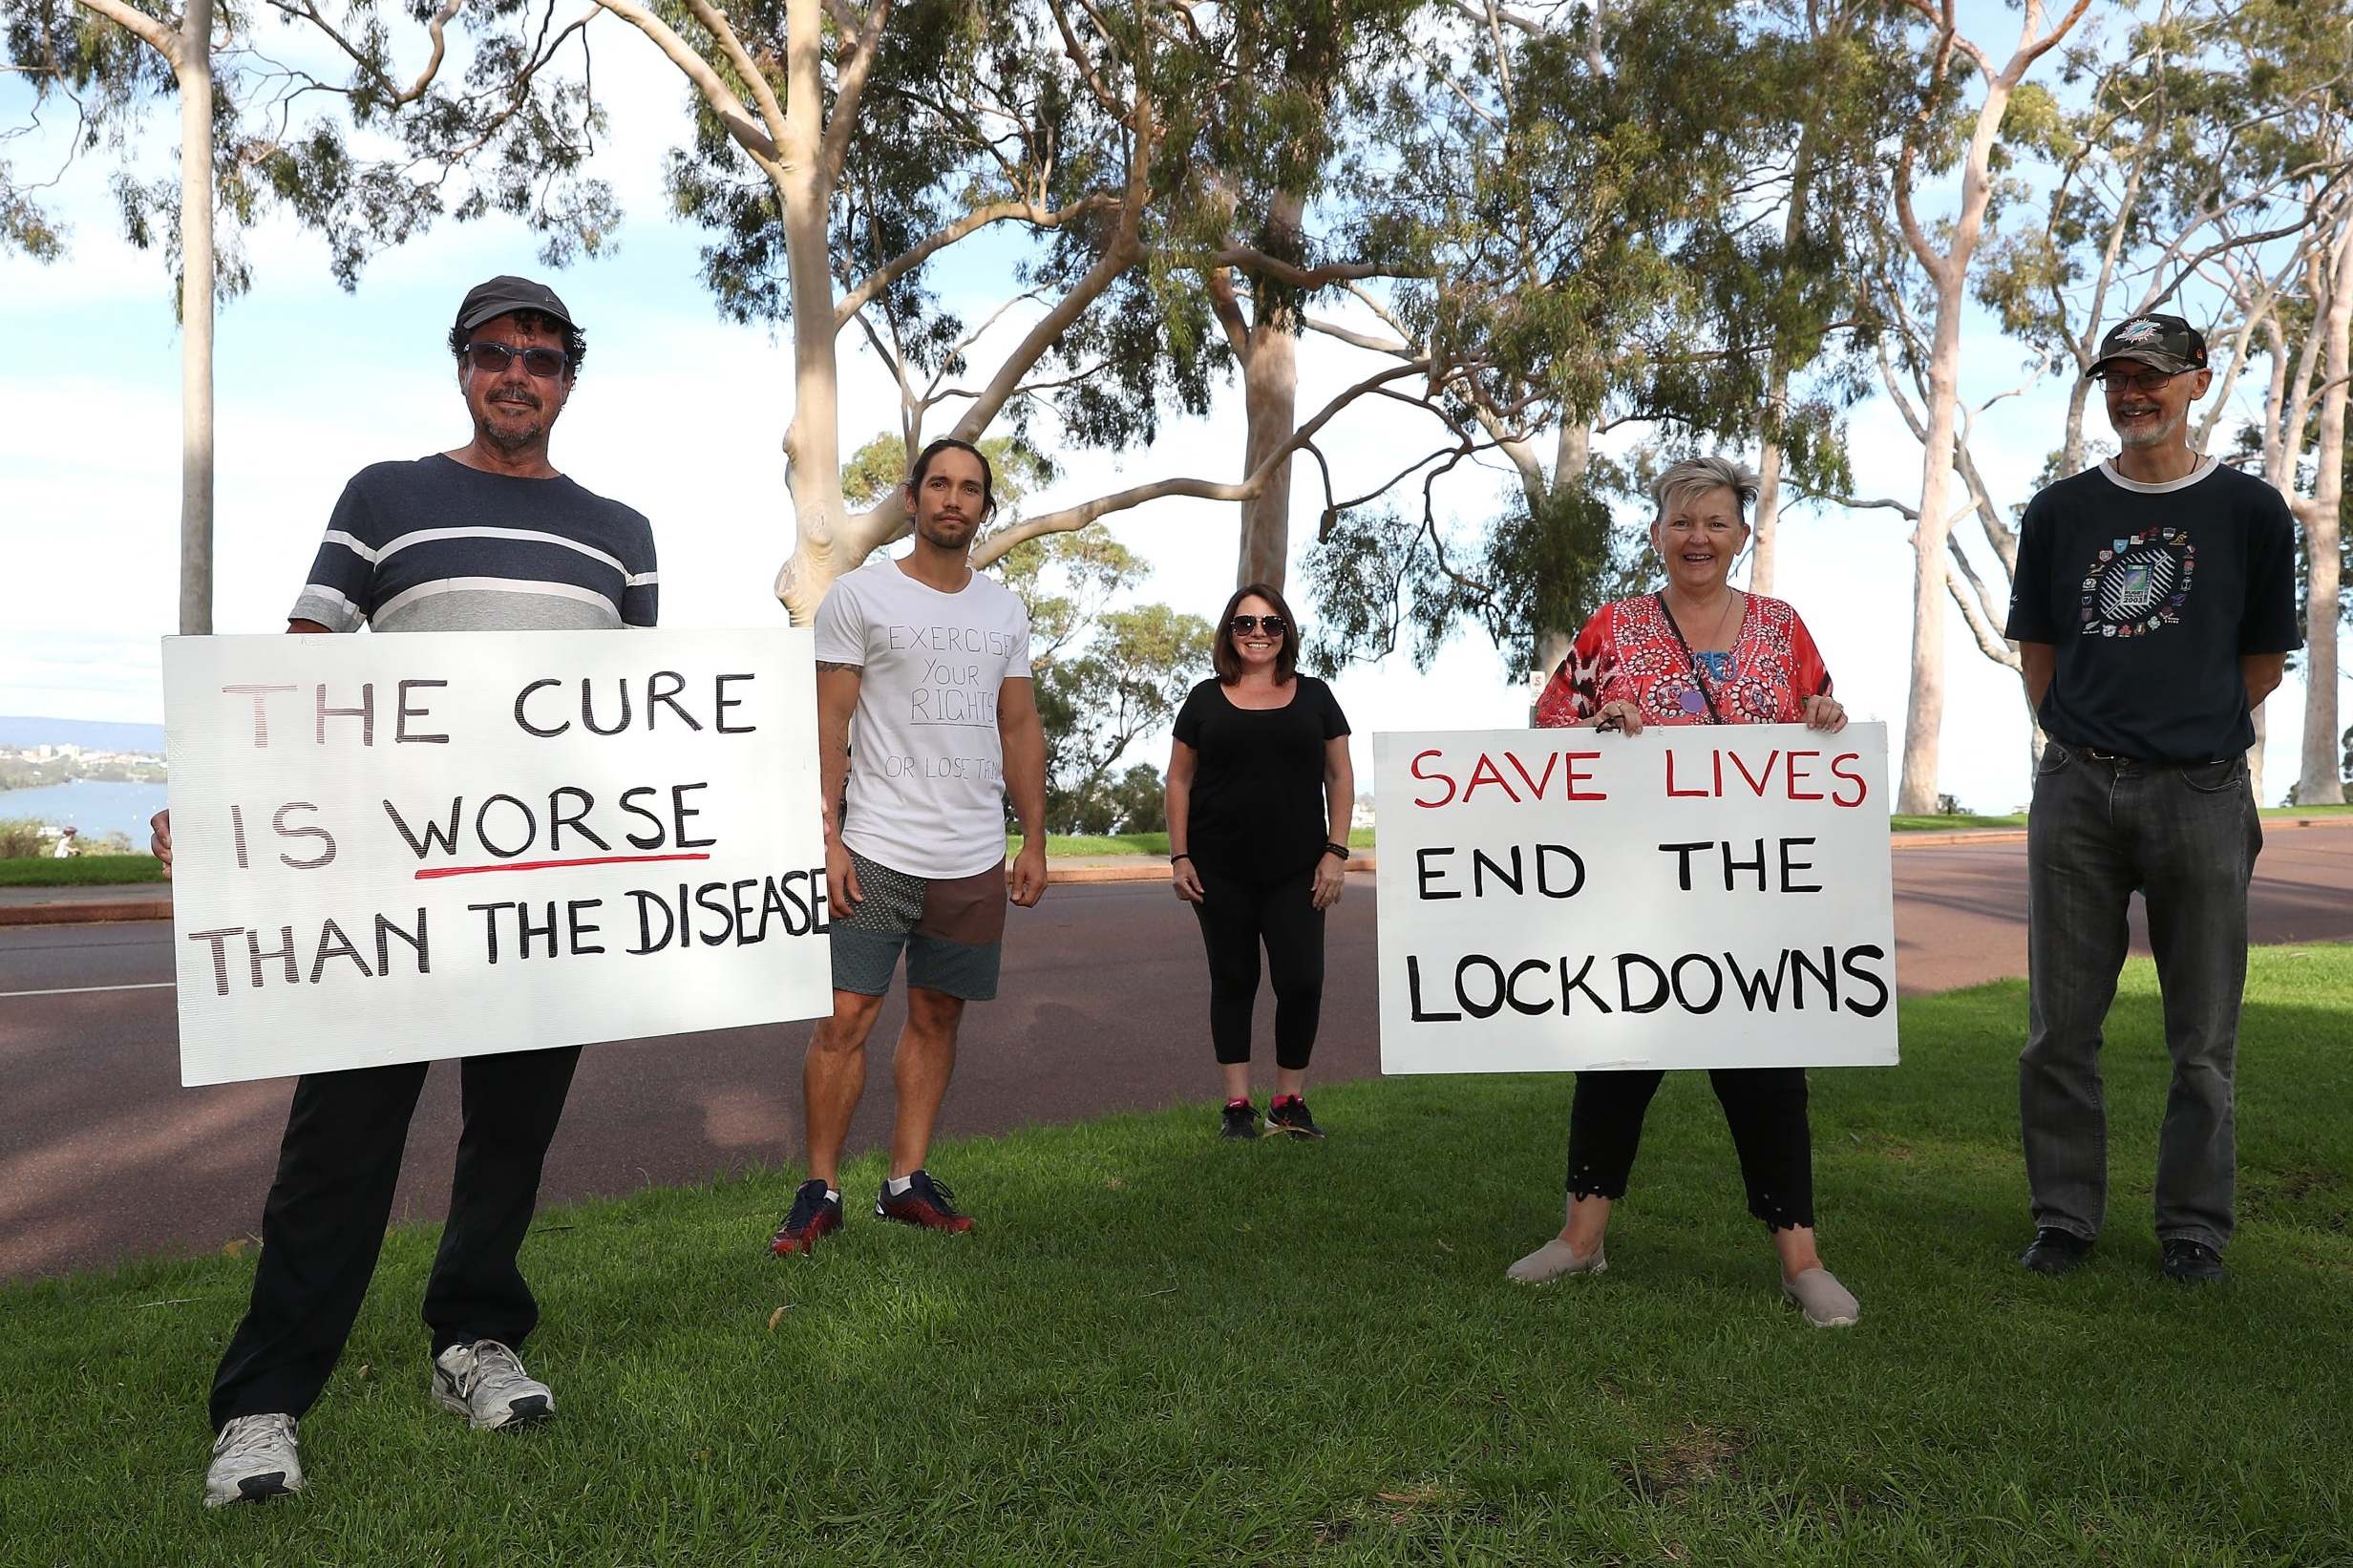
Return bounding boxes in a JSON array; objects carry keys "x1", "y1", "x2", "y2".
[
  {"x1": 1234, "y1": 191, "x2": 1304, "y2": 590},
  {"x1": 769, "y1": 0, "x2": 852, "y2": 626},
  {"x1": 1750, "y1": 361, "x2": 1787, "y2": 598},
  {"x1": 1900, "y1": 282, "x2": 1965, "y2": 815},
  {"x1": 2298, "y1": 216, "x2": 2352, "y2": 804},
  {"x1": 175, "y1": 0, "x2": 214, "y2": 636}
]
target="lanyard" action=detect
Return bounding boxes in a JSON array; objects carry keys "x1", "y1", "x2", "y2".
[{"x1": 1653, "y1": 592, "x2": 1727, "y2": 726}]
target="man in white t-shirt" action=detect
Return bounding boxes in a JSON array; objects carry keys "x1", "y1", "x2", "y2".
[{"x1": 770, "y1": 436, "x2": 1049, "y2": 1253}]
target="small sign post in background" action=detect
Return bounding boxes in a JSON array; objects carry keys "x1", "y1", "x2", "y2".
[
  {"x1": 163, "y1": 628, "x2": 831, "y2": 1087},
  {"x1": 1373, "y1": 723, "x2": 1898, "y2": 1074}
]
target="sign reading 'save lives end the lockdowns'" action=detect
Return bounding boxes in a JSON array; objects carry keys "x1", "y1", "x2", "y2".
[
  {"x1": 1373, "y1": 723, "x2": 1898, "y2": 1074},
  {"x1": 162, "y1": 629, "x2": 832, "y2": 1087}
]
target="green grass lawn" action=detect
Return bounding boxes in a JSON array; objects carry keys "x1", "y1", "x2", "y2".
[
  {"x1": 0, "y1": 854, "x2": 164, "y2": 887},
  {"x1": 8, "y1": 947, "x2": 2351, "y2": 1563}
]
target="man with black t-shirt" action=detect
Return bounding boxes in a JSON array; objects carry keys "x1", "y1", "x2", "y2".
[
  {"x1": 150, "y1": 276, "x2": 657, "y2": 1506},
  {"x1": 2002, "y1": 313, "x2": 2299, "y2": 1286}
]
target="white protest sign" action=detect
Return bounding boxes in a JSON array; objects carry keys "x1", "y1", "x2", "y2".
[
  {"x1": 162, "y1": 629, "x2": 831, "y2": 1086},
  {"x1": 1374, "y1": 723, "x2": 1897, "y2": 1073}
]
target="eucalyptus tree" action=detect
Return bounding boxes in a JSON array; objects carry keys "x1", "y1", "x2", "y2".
[
  {"x1": 1850, "y1": 0, "x2": 2349, "y2": 799},
  {"x1": 1292, "y1": 0, "x2": 1876, "y2": 678},
  {"x1": 2, "y1": 0, "x2": 614, "y2": 632},
  {"x1": 1878, "y1": 0, "x2": 2097, "y2": 814}
]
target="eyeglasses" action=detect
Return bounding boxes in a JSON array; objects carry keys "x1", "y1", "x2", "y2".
[
  {"x1": 2095, "y1": 368, "x2": 2180, "y2": 395},
  {"x1": 464, "y1": 341, "x2": 571, "y2": 379},
  {"x1": 1230, "y1": 615, "x2": 1289, "y2": 637}
]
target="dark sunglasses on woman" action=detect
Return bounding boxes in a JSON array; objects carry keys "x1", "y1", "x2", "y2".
[
  {"x1": 1230, "y1": 615, "x2": 1288, "y2": 636},
  {"x1": 464, "y1": 341, "x2": 571, "y2": 379}
]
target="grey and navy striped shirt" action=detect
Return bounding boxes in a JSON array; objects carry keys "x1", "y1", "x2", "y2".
[{"x1": 290, "y1": 455, "x2": 658, "y2": 633}]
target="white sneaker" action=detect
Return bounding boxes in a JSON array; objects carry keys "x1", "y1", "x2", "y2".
[
  {"x1": 204, "y1": 1413, "x2": 303, "y2": 1508},
  {"x1": 432, "y1": 1340, "x2": 556, "y2": 1430}
]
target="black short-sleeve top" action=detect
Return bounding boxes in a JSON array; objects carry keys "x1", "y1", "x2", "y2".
[{"x1": 1172, "y1": 675, "x2": 1351, "y2": 877}]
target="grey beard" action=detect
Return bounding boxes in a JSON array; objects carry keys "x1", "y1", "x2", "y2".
[
  {"x1": 480, "y1": 408, "x2": 546, "y2": 453},
  {"x1": 2115, "y1": 406, "x2": 2185, "y2": 449}
]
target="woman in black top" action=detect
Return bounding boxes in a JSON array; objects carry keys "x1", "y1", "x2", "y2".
[{"x1": 1165, "y1": 582, "x2": 1354, "y2": 1139}]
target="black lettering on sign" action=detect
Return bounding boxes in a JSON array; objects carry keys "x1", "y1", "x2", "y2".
[
  {"x1": 1505, "y1": 958, "x2": 1554, "y2": 1016},
  {"x1": 1415, "y1": 847, "x2": 1459, "y2": 901},
  {"x1": 1617, "y1": 954, "x2": 1669, "y2": 1014},
  {"x1": 1726, "y1": 951, "x2": 1789, "y2": 1011},
  {"x1": 308, "y1": 919, "x2": 373, "y2": 983},
  {"x1": 647, "y1": 670, "x2": 703, "y2": 731},
  {"x1": 714, "y1": 673, "x2": 756, "y2": 733},
  {"x1": 396, "y1": 680, "x2": 449, "y2": 743},
  {"x1": 385, "y1": 798, "x2": 463, "y2": 858},
  {"x1": 1840, "y1": 944, "x2": 1890, "y2": 1016},
  {"x1": 1789, "y1": 946, "x2": 1838, "y2": 1009},
  {"x1": 1779, "y1": 837, "x2": 1822, "y2": 895},
  {"x1": 246, "y1": 926, "x2": 298, "y2": 988},
  {"x1": 1535, "y1": 844, "x2": 1585, "y2": 899},
  {"x1": 1455, "y1": 955, "x2": 1507, "y2": 1019},
  {"x1": 315, "y1": 683, "x2": 373, "y2": 746},
  {"x1": 549, "y1": 787, "x2": 610, "y2": 853},
  {"x1": 376, "y1": 909, "x2": 430, "y2": 976},
  {"x1": 1406, "y1": 955, "x2": 1461, "y2": 1022},
  {"x1": 273, "y1": 802, "x2": 336, "y2": 870},
  {"x1": 186, "y1": 927, "x2": 242, "y2": 996},
  {"x1": 515, "y1": 678, "x2": 567, "y2": 737},
  {"x1": 582, "y1": 677, "x2": 633, "y2": 736},
  {"x1": 1558, "y1": 954, "x2": 1612, "y2": 1014},
  {"x1": 1669, "y1": 953, "x2": 1724, "y2": 1014}
]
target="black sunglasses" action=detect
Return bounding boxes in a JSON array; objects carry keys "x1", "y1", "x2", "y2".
[
  {"x1": 1230, "y1": 615, "x2": 1289, "y2": 637},
  {"x1": 464, "y1": 341, "x2": 571, "y2": 379}
]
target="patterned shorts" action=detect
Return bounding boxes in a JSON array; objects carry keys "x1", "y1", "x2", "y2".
[{"x1": 829, "y1": 848, "x2": 1007, "y2": 1001}]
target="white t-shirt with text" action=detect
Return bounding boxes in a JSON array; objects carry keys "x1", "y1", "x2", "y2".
[{"x1": 813, "y1": 556, "x2": 1033, "y2": 879}]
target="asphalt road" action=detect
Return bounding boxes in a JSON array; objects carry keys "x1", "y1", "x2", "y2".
[{"x1": 5, "y1": 829, "x2": 2351, "y2": 1281}]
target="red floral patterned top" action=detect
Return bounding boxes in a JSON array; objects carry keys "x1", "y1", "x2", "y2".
[{"x1": 1534, "y1": 592, "x2": 1834, "y2": 729}]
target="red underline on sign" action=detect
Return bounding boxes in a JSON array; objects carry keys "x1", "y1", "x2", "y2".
[{"x1": 413, "y1": 853, "x2": 714, "y2": 880}]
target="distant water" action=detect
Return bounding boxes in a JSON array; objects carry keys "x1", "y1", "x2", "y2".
[{"x1": 0, "y1": 780, "x2": 171, "y2": 841}]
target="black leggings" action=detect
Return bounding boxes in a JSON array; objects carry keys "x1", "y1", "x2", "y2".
[
  {"x1": 1190, "y1": 860, "x2": 1325, "y2": 1070},
  {"x1": 1565, "y1": 1067, "x2": 1813, "y2": 1231}
]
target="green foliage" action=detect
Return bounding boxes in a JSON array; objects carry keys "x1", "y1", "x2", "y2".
[
  {"x1": 0, "y1": 0, "x2": 618, "y2": 302},
  {"x1": 1303, "y1": 0, "x2": 1897, "y2": 671},
  {"x1": 988, "y1": 532, "x2": 1211, "y2": 833}
]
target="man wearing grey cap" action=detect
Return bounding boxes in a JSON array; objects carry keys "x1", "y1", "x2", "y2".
[
  {"x1": 159, "y1": 276, "x2": 657, "y2": 1507},
  {"x1": 2002, "y1": 313, "x2": 2299, "y2": 1286}
]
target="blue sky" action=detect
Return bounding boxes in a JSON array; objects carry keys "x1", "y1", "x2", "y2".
[{"x1": 1, "y1": 0, "x2": 2341, "y2": 812}]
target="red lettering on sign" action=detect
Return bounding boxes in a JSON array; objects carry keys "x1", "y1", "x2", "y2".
[
  {"x1": 1830, "y1": 752, "x2": 1868, "y2": 808},
  {"x1": 1410, "y1": 749, "x2": 1456, "y2": 808}
]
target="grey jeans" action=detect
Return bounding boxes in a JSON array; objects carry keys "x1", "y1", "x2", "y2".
[{"x1": 2021, "y1": 741, "x2": 2261, "y2": 1251}]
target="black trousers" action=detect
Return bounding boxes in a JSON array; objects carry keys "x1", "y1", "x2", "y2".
[
  {"x1": 1190, "y1": 860, "x2": 1325, "y2": 1071},
  {"x1": 1564, "y1": 1067, "x2": 1813, "y2": 1231},
  {"x1": 208, "y1": 1045, "x2": 581, "y2": 1431}
]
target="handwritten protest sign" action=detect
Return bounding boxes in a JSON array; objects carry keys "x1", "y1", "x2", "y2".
[
  {"x1": 1374, "y1": 723, "x2": 1897, "y2": 1073},
  {"x1": 162, "y1": 629, "x2": 831, "y2": 1086}
]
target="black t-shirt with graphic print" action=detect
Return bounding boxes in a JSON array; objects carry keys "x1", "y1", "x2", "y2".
[{"x1": 2003, "y1": 458, "x2": 2299, "y2": 763}]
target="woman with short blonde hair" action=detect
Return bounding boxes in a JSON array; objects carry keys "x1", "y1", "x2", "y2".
[{"x1": 1513, "y1": 456, "x2": 1860, "y2": 1328}]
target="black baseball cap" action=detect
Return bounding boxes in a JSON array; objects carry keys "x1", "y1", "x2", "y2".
[
  {"x1": 2088, "y1": 313, "x2": 2208, "y2": 378},
  {"x1": 454, "y1": 275, "x2": 576, "y2": 334}
]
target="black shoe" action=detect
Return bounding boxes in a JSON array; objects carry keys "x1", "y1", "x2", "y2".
[
  {"x1": 2019, "y1": 1227, "x2": 2094, "y2": 1276},
  {"x1": 769, "y1": 1178, "x2": 844, "y2": 1256},
  {"x1": 2159, "y1": 1238, "x2": 2227, "y2": 1283},
  {"x1": 876, "y1": 1170, "x2": 974, "y2": 1234},
  {"x1": 1266, "y1": 1093, "x2": 1325, "y2": 1140},
  {"x1": 1219, "y1": 1099, "x2": 1261, "y2": 1140}
]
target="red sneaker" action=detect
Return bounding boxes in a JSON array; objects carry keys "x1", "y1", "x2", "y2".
[
  {"x1": 875, "y1": 1170, "x2": 974, "y2": 1234},
  {"x1": 770, "y1": 1178, "x2": 843, "y2": 1256}
]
